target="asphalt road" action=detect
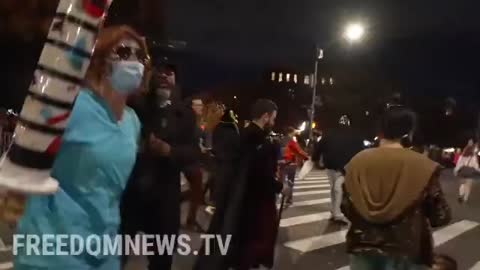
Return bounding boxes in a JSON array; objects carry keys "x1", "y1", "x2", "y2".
[{"x1": 1, "y1": 170, "x2": 480, "y2": 270}]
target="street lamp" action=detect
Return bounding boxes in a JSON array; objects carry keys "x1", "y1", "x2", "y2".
[
  {"x1": 308, "y1": 47, "x2": 323, "y2": 142},
  {"x1": 344, "y1": 23, "x2": 365, "y2": 43}
]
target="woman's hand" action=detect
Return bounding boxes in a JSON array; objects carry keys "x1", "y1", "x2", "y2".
[{"x1": 149, "y1": 134, "x2": 171, "y2": 156}]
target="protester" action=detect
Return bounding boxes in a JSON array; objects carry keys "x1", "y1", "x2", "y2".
[
  {"x1": 15, "y1": 25, "x2": 149, "y2": 269},
  {"x1": 312, "y1": 115, "x2": 364, "y2": 224},
  {"x1": 120, "y1": 57, "x2": 200, "y2": 269},
  {"x1": 184, "y1": 96, "x2": 206, "y2": 231},
  {"x1": 207, "y1": 108, "x2": 241, "y2": 213},
  {"x1": 230, "y1": 99, "x2": 289, "y2": 270},
  {"x1": 202, "y1": 102, "x2": 226, "y2": 211},
  {"x1": 455, "y1": 139, "x2": 479, "y2": 203},
  {"x1": 194, "y1": 99, "x2": 289, "y2": 270},
  {"x1": 205, "y1": 108, "x2": 240, "y2": 215},
  {"x1": 283, "y1": 127, "x2": 309, "y2": 206},
  {"x1": 343, "y1": 107, "x2": 451, "y2": 270}
]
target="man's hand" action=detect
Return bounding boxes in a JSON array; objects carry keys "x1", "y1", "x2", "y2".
[{"x1": 149, "y1": 134, "x2": 171, "y2": 156}]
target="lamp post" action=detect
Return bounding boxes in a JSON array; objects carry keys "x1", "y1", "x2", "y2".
[
  {"x1": 308, "y1": 47, "x2": 323, "y2": 142},
  {"x1": 308, "y1": 22, "x2": 365, "y2": 142}
]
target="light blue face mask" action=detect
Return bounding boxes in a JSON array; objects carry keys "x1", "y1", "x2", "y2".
[{"x1": 110, "y1": 60, "x2": 145, "y2": 94}]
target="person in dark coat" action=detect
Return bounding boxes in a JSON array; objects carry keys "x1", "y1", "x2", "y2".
[
  {"x1": 194, "y1": 99, "x2": 288, "y2": 270},
  {"x1": 312, "y1": 115, "x2": 364, "y2": 224},
  {"x1": 120, "y1": 64, "x2": 201, "y2": 270},
  {"x1": 184, "y1": 96, "x2": 206, "y2": 232},
  {"x1": 208, "y1": 108, "x2": 241, "y2": 214}
]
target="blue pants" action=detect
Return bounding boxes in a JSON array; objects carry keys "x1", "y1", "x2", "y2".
[{"x1": 350, "y1": 254, "x2": 429, "y2": 270}]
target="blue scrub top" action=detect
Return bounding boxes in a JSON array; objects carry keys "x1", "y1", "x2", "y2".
[{"x1": 15, "y1": 90, "x2": 140, "y2": 269}]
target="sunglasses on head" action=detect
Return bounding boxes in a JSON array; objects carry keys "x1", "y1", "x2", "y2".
[{"x1": 112, "y1": 46, "x2": 149, "y2": 64}]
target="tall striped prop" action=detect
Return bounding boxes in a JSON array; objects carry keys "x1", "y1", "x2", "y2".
[{"x1": 0, "y1": 0, "x2": 114, "y2": 194}]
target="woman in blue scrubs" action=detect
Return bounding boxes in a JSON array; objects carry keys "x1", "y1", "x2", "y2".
[{"x1": 14, "y1": 25, "x2": 150, "y2": 270}]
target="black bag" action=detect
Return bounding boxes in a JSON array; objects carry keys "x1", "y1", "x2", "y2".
[
  {"x1": 457, "y1": 157, "x2": 477, "y2": 178},
  {"x1": 458, "y1": 166, "x2": 477, "y2": 178}
]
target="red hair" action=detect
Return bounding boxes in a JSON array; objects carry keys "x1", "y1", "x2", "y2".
[{"x1": 85, "y1": 25, "x2": 151, "y2": 92}]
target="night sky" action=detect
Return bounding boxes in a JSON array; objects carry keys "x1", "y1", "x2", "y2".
[
  {"x1": 1, "y1": 0, "x2": 480, "y2": 144},
  {"x1": 164, "y1": 0, "x2": 480, "y2": 100}
]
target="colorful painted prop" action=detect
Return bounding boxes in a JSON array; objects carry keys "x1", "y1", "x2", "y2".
[{"x1": 0, "y1": 0, "x2": 114, "y2": 194}]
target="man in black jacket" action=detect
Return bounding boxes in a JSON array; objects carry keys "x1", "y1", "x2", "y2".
[
  {"x1": 312, "y1": 115, "x2": 364, "y2": 225},
  {"x1": 121, "y1": 63, "x2": 200, "y2": 270},
  {"x1": 195, "y1": 99, "x2": 289, "y2": 270}
]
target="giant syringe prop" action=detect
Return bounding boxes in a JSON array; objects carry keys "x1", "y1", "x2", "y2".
[{"x1": 0, "y1": 0, "x2": 114, "y2": 194}]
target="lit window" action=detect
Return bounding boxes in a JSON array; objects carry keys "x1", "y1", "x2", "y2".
[
  {"x1": 286, "y1": 73, "x2": 291, "y2": 82},
  {"x1": 304, "y1": 75, "x2": 310, "y2": 85},
  {"x1": 279, "y1": 73, "x2": 283, "y2": 82},
  {"x1": 271, "y1": 72, "x2": 275, "y2": 81},
  {"x1": 294, "y1": 74, "x2": 298, "y2": 83}
]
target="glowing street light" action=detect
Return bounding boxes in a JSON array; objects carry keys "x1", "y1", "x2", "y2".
[{"x1": 344, "y1": 23, "x2": 365, "y2": 43}]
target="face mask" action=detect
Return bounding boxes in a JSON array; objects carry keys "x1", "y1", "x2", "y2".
[{"x1": 110, "y1": 60, "x2": 144, "y2": 94}]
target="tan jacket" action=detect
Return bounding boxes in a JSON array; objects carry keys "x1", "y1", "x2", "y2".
[{"x1": 342, "y1": 148, "x2": 451, "y2": 266}]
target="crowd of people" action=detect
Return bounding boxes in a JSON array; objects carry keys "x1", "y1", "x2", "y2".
[{"x1": 1, "y1": 24, "x2": 480, "y2": 270}]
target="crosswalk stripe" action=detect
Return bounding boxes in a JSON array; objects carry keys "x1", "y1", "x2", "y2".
[
  {"x1": 295, "y1": 180, "x2": 329, "y2": 184},
  {"x1": 470, "y1": 261, "x2": 480, "y2": 270},
  {"x1": 284, "y1": 229, "x2": 348, "y2": 252},
  {"x1": 293, "y1": 190, "x2": 330, "y2": 196},
  {"x1": 335, "y1": 220, "x2": 480, "y2": 270},
  {"x1": 290, "y1": 198, "x2": 331, "y2": 207},
  {"x1": 433, "y1": 220, "x2": 479, "y2": 246},
  {"x1": 294, "y1": 184, "x2": 330, "y2": 190},
  {"x1": 296, "y1": 177, "x2": 328, "y2": 180},
  {"x1": 280, "y1": 212, "x2": 331, "y2": 227},
  {"x1": 0, "y1": 262, "x2": 12, "y2": 270}
]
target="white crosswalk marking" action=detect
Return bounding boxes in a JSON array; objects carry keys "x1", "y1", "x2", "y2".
[
  {"x1": 335, "y1": 220, "x2": 480, "y2": 270},
  {"x1": 296, "y1": 176, "x2": 329, "y2": 180},
  {"x1": 433, "y1": 220, "x2": 479, "y2": 245},
  {"x1": 294, "y1": 184, "x2": 330, "y2": 190},
  {"x1": 284, "y1": 229, "x2": 348, "y2": 252},
  {"x1": 295, "y1": 180, "x2": 329, "y2": 185},
  {"x1": 293, "y1": 190, "x2": 330, "y2": 196},
  {"x1": 289, "y1": 198, "x2": 331, "y2": 207},
  {"x1": 470, "y1": 261, "x2": 480, "y2": 270},
  {"x1": 280, "y1": 212, "x2": 331, "y2": 227}
]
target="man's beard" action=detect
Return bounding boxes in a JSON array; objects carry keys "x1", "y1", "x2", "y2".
[
  {"x1": 264, "y1": 123, "x2": 274, "y2": 134},
  {"x1": 155, "y1": 88, "x2": 171, "y2": 107}
]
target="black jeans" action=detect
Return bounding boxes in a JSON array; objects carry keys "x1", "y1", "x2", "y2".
[{"x1": 284, "y1": 164, "x2": 297, "y2": 203}]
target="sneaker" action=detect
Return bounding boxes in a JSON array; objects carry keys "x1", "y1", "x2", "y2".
[
  {"x1": 331, "y1": 216, "x2": 349, "y2": 225},
  {"x1": 458, "y1": 196, "x2": 465, "y2": 204}
]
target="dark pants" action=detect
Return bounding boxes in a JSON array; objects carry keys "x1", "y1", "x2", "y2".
[
  {"x1": 120, "y1": 169, "x2": 180, "y2": 270},
  {"x1": 184, "y1": 166, "x2": 204, "y2": 224},
  {"x1": 284, "y1": 164, "x2": 297, "y2": 204},
  {"x1": 237, "y1": 199, "x2": 278, "y2": 270}
]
